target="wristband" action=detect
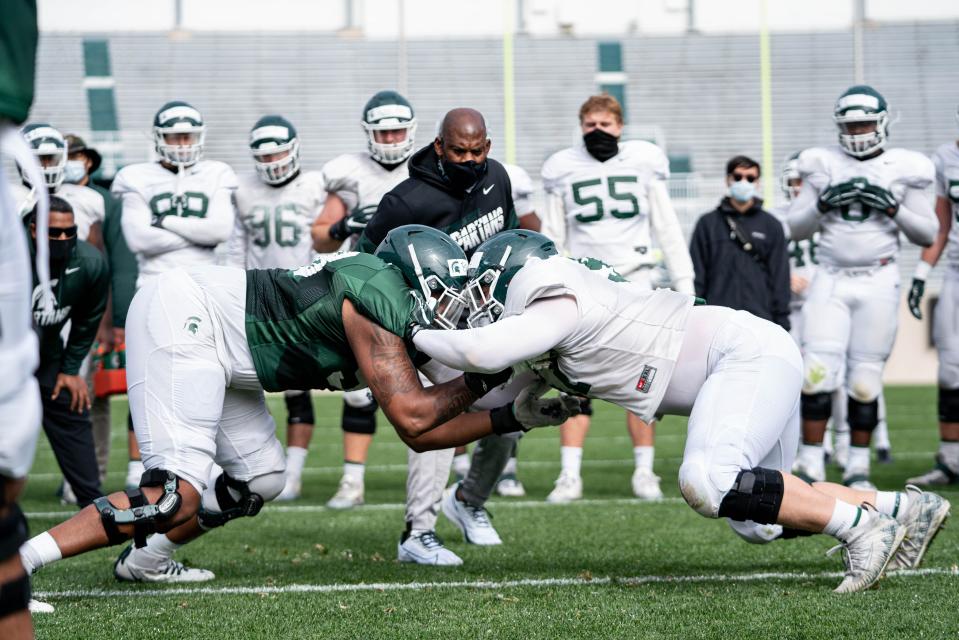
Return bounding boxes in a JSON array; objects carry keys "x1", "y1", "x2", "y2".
[
  {"x1": 328, "y1": 217, "x2": 348, "y2": 242},
  {"x1": 490, "y1": 403, "x2": 524, "y2": 434},
  {"x1": 914, "y1": 260, "x2": 932, "y2": 281}
]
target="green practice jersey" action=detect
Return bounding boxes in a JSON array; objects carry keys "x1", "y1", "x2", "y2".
[
  {"x1": 245, "y1": 252, "x2": 429, "y2": 392},
  {"x1": 0, "y1": 0, "x2": 37, "y2": 124}
]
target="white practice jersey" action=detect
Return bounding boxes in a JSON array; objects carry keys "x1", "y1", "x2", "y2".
[
  {"x1": 114, "y1": 160, "x2": 237, "y2": 287},
  {"x1": 542, "y1": 140, "x2": 669, "y2": 275},
  {"x1": 322, "y1": 152, "x2": 408, "y2": 219},
  {"x1": 794, "y1": 145, "x2": 934, "y2": 268},
  {"x1": 932, "y1": 142, "x2": 959, "y2": 268},
  {"x1": 11, "y1": 181, "x2": 105, "y2": 241},
  {"x1": 771, "y1": 203, "x2": 818, "y2": 306},
  {"x1": 503, "y1": 162, "x2": 534, "y2": 217},
  {"x1": 229, "y1": 170, "x2": 324, "y2": 269},
  {"x1": 506, "y1": 256, "x2": 693, "y2": 422}
]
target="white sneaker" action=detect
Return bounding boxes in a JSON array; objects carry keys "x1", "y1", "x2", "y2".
[
  {"x1": 827, "y1": 505, "x2": 905, "y2": 593},
  {"x1": 887, "y1": 485, "x2": 951, "y2": 571},
  {"x1": 842, "y1": 474, "x2": 877, "y2": 492},
  {"x1": 631, "y1": 468, "x2": 664, "y2": 500},
  {"x1": 495, "y1": 473, "x2": 526, "y2": 497},
  {"x1": 833, "y1": 433, "x2": 851, "y2": 471},
  {"x1": 28, "y1": 599, "x2": 54, "y2": 614},
  {"x1": 59, "y1": 480, "x2": 77, "y2": 506},
  {"x1": 274, "y1": 476, "x2": 302, "y2": 502},
  {"x1": 397, "y1": 530, "x2": 463, "y2": 566},
  {"x1": 442, "y1": 482, "x2": 502, "y2": 546},
  {"x1": 114, "y1": 544, "x2": 215, "y2": 583},
  {"x1": 325, "y1": 475, "x2": 364, "y2": 510},
  {"x1": 546, "y1": 471, "x2": 582, "y2": 504},
  {"x1": 906, "y1": 464, "x2": 958, "y2": 487},
  {"x1": 792, "y1": 458, "x2": 825, "y2": 484}
]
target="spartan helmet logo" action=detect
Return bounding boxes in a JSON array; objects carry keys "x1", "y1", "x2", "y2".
[{"x1": 183, "y1": 316, "x2": 202, "y2": 335}]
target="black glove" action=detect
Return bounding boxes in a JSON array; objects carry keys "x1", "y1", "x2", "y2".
[
  {"x1": 858, "y1": 183, "x2": 899, "y2": 216},
  {"x1": 817, "y1": 181, "x2": 861, "y2": 213},
  {"x1": 329, "y1": 208, "x2": 376, "y2": 241},
  {"x1": 463, "y1": 368, "x2": 513, "y2": 398},
  {"x1": 908, "y1": 278, "x2": 925, "y2": 320}
]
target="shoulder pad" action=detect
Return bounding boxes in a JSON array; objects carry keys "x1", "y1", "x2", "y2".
[
  {"x1": 886, "y1": 148, "x2": 935, "y2": 189},
  {"x1": 621, "y1": 140, "x2": 670, "y2": 179},
  {"x1": 797, "y1": 147, "x2": 834, "y2": 178},
  {"x1": 111, "y1": 163, "x2": 152, "y2": 197},
  {"x1": 504, "y1": 256, "x2": 577, "y2": 317},
  {"x1": 503, "y1": 163, "x2": 533, "y2": 196},
  {"x1": 540, "y1": 148, "x2": 576, "y2": 188}
]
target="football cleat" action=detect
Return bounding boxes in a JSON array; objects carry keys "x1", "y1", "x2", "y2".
[
  {"x1": 833, "y1": 432, "x2": 851, "y2": 471},
  {"x1": 28, "y1": 599, "x2": 54, "y2": 614},
  {"x1": 887, "y1": 485, "x2": 950, "y2": 571},
  {"x1": 397, "y1": 530, "x2": 463, "y2": 566},
  {"x1": 274, "y1": 476, "x2": 302, "y2": 502},
  {"x1": 546, "y1": 470, "x2": 582, "y2": 504},
  {"x1": 876, "y1": 448, "x2": 893, "y2": 464},
  {"x1": 792, "y1": 458, "x2": 825, "y2": 484},
  {"x1": 58, "y1": 479, "x2": 77, "y2": 506},
  {"x1": 325, "y1": 475, "x2": 364, "y2": 510},
  {"x1": 828, "y1": 504, "x2": 904, "y2": 593},
  {"x1": 843, "y1": 474, "x2": 877, "y2": 492},
  {"x1": 495, "y1": 473, "x2": 526, "y2": 497},
  {"x1": 631, "y1": 468, "x2": 664, "y2": 500},
  {"x1": 442, "y1": 482, "x2": 502, "y2": 546},
  {"x1": 114, "y1": 544, "x2": 215, "y2": 583},
  {"x1": 906, "y1": 463, "x2": 959, "y2": 487}
]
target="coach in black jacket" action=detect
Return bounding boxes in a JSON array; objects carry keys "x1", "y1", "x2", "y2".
[{"x1": 689, "y1": 156, "x2": 791, "y2": 330}]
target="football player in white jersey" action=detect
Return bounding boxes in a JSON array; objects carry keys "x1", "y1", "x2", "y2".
[
  {"x1": 113, "y1": 100, "x2": 237, "y2": 536},
  {"x1": 905, "y1": 111, "x2": 959, "y2": 487},
  {"x1": 788, "y1": 86, "x2": 939, "y2": 490},
  {"x1": 227, "y1": 115, "x2": 325, "y2": 502},
  {"x1": 309, "y1": 90, "x2": 417, "y2": 508},
  {"x1": 539, "y1": 94, "x2": 695, "y2": 503},
  {"x1": 414, "y1": 230, "x2": 951, "y2": 593}
]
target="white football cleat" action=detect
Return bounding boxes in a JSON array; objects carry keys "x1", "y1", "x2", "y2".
[
  {"x1": 59, "y1": 480, "x2": 77, "y2": 506},
  {"x1": 833, "y1": 432, "x2": 851, "y2": 470},
  {"x1": 114, "y1": 544, "x2": 215, "y2": 583},
  {"x1": 792, "y1": 458, "x2": 825, "y2": 484},
  {"x1": 28, "y1": 599, "x2": 54, "y2": 614},
  {"x1": 906, "y1": 464, "x2": 958, "y2": 487},
  {"x1": 887, "y1": 485, "x2": 951, "y2": 571},
  {"x1": 442, "y1": 482, "x2": 502, "y2": 546},
  {"x1": 273, "y1": 476, "x2": 301, "y2": 502},
  {"x1": 842, "y1": 474, "x2": 877, "y2": 492},
  {"x1": 494, "y1": 473, "x2": 526, "y2": 497},
  {"x1": 325, "y1": 475, "x2": 364, "y2": 510},
  {"x1": 397, "y1": 530, "x2": 463, "y2": 566},
  {"x1": 631, "y1": 468, "x2": 664, "y2": 500},
  {"x1": 828, "y1": 505, "x2": 904, "y2": 594},
  {"x1": 546, "y1": 471, "x2": 582, "y2": 504}
]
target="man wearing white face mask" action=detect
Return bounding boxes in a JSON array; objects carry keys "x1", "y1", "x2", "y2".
[{"x1": 689, "y1": 155, "x2": 791, "y2": 330}]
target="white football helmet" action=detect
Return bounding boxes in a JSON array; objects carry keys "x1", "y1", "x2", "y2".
[
  {"x1": 20, "y1": 123, "x2": 67, "y2": 191},
  {"x1": 361, "y1": 90, "x2": 417, "y2": 165},
  {"x1": 249, "y1": 115, "x2": 300, "y2": 185},
  {"x1": 833, "y1": 85, "x2": 889, "y2": 158},
  {"x1": 153, "y1": 100, "x2": 205, "y2": 167}
]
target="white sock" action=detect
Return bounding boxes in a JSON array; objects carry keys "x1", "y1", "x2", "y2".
[
  {"x1": 799, "y1": 443, "x2": 824, "y2": 471},
  {"x1": 126, "y1": 460, "x2": 144, "y2": 482},
  {"x1": 823, "y1": 500, "x2": 871, "y2": 540},
  {"x1": 136, "y1": 533, "x2": 182, "y2": 568},
  {"x1": 286, "y1": 446, "x2": 308, "y2": 480},
  {"x1": 633, "y1": 446, "x2": 654, "y2": 472},
  {"x1": 560, "y1": 446, "x2": 583, "y2": 477},
  {"x1": 874, "y1": 490, "x2": 910, "y2": 523},
  {"x1": 452, "y1": 453, "x2": 471, "y2": 478},
  {"x1": 939, "y1": 441, "x2": 959, "y2": 472},
  {"x1": 502, "y1": 456, "x2": 518, "y2": 476},
  {"x1": 343, "y1": 461, "x2": 365, "y2": 482},
  {"x1": 19, "y1": 532, "x2": 62, "y2": 574},
  {"x1": 846, "y1": 445, "x2": 870, "y2": 476}
]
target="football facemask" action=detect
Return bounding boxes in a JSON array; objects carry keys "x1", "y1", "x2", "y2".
[
  {"x1": 250, "y1": 115, "x2": 300, "y2": 185},
  {"x1": 21, "y1": 124, "x2": 67, "y2": 191},
  {"x1": 833, "y1": 86, "x2": 889, "y2": 158},
  {"x1": 153, "y1": 101, "x2": 206, "y2": 168}
]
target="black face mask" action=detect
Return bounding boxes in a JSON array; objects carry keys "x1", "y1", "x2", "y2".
[
  {"x1": 440, "y1": 158, "x2": 488, "y2": 192},
  {"x1": 583, "y1": 128, "x2": 619, "y2": 162},
  {"x1": 47, "y1": 237, "x2": 77, "y2": 266}
]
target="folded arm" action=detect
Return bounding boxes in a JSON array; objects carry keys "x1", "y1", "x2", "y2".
[
  {"x1": 892, "y1": 187, "x2": 939, "y2": 247},
  {"x1": 161, "y1": 188, "x2": 235, "y2": 247}
]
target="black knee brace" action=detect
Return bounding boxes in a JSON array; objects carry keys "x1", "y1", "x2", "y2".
[
  {"x1": 197, "y1": 473, "x2": 265, "y2": 530},
  {"x1": 717, "y1": 468, "x2": 785, "y2": 525},
  {"x1": 342, "y1": 399, "x2": 378, "y2": 435},
  {"x1": 847, "y1": 397, "x2": 879, "y2": 433},
  {"x1": 801, "y1": 392, "x2": 832, "y2": 421},
  {"x1": 578, "y1": 397, "x2": 593, "y2": 417},
  {"x1": 94, "y1": 469, "x2": 182, "y2": 548},
  {"x1": 284, "y1": 392, "x2": 315, "y2": 426},
  {"x1": 0, "y1": 501, "x2": 30, "y2": 618},
  {"x1": 939, "y1": 387, "x2": 959, "y2": 423}
]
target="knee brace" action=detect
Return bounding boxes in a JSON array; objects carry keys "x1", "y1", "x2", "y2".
[
  {"x1": 939, "y1": 387, "x2": 959, "y2": 423},
  {"x1": 0, "y1": 502, "x2": 31, "y2": 618},
  {"x1": 284, "y1": 391, "x2": 315, "y2": 426},
  {"x1": 342, "y1": 396, "x2": 377, "y2": 435},
  {"x1": 197, "y1": 471, "x2": 284, "y2": 530},
  {"x1": 578, "y1": 397, "x2": 593, "y2": 416},
  {"x1": 717, "y1": 468, "x2": 785, "y2": 525},
  {"x1": 847, "y1": 397, "x2": 879, "y2": 433},
  {"x1": 801, "y1": 392, "x2": 832, "y2": 421},
  {"x1": 93, "y1": 469, "x2": 182, "y2": 548}
]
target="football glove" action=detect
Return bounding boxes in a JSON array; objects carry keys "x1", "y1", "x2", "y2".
[
  {"x1": 490, "y1": 382, "x2": 583, "y2": 434},
  {"x1": 463, "y1": 368, "x2": 513, "y2": 398},
  {"x1": 907, "y1": 278, "x2": 925, "y2": 320},
  {"x1": 817, "y1": 181, "x2": 862, "y2": 213},
  {"x1": 857, "y1": 183, "x2": 899, "y2": 216},
  {"x1": 329, "y1": 208, "x2": 376, "y2": 241}
]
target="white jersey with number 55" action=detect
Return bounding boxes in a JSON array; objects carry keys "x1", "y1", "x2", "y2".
[
  {"x1": 229, "y1": 170, "x2": 324, "y2": 269},
  {"x1": 932, "y1": 142, "x2": 959, "y2": 268},
  {"x1": 542, "y1": 140, "x2": 669, "y2": 276}
]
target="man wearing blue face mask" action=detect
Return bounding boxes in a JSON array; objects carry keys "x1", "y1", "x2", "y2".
[{"x1": 689, "y1": 155, "x2": 791, "y2": 330}]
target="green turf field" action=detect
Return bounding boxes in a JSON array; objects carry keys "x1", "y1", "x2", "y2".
[{"x1": 23, "y1": 386, "x2": 958, "y2": 639}]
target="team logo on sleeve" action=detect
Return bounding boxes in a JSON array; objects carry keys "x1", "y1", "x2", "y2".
[{"x1": 636, "y1": 365, "x2": 657, "y2": 393}]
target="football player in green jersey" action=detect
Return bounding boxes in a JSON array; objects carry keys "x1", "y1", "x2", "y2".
[{"x1": 20, "y1": 225, "x2": 576, "y2": 589}]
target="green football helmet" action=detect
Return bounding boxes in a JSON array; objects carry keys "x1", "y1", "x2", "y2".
[
  {"x1": 20, "y1": 123, "x2": 67, "y2": 191},
  {"x1": 465, "y1": 230, "x2": 558, "y2": 328},
  {"x1": 153, "y1": 100, "x2": 205, "y2": 167},
  {"x1": 833, "y1": 85, "x2": 889, "y2": 158},
  {"x1": 780, "y1": 151, "x2": 801, "y2": 201},
  {"x1": 374, "y1": 224, "x2": 469, "y2": 329},
  {"x1": 250, "y1": 115, "x2": 299, "y2": 185},
  {"x1": 362, "y1": 90, "x2": 416, "y2": 165}
]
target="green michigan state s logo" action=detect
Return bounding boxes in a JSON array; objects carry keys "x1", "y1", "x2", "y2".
[{"x1": 150, "y1": 191, "x2": 210, "y2": 218}]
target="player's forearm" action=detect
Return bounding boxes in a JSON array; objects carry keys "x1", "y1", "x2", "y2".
[
  {"x1": 786, "y1": 184, "x2": 821, "y2": 240},
  {"x1": 649, "y1": 181, "x2": 695, "y2": 293},
  {"x1": 397, "y1": 411, "x2": 496, "y2": 452},
  {"x1": 893, "y1": 190, "x2": 939, "y2": 247},
  {"x1": 920, "y1": 197, "x2": 953, "y2": 266},
  {"x1": 121, "y1": 202, "x2": 190, "y2": 256},
  {"x1": 310, "y1": 221, "x2": 344, "y2": 253}
]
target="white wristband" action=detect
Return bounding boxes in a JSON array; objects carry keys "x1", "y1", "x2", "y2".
[{"x1": 913, "y1": 260, "x2": 933, "y2": 281}]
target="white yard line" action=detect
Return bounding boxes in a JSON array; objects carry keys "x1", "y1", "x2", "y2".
[{"x1": 34, "y1": 566, "x2": 958, "y2": 599}]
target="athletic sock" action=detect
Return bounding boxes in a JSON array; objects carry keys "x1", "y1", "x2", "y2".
[
  {"x1": 560, "y1": 446, "x2": 583, "y2": 478},
  {"x1": 874, "y1": 491, "x2": 911, "y2": 524},
  {"x1": 502, "y1": 455, "x2": 518, "y2": 476},
  {"x1": 633, "y1": 446, "x2": 654, "y2": 472},
  {"x1": 19, "y1": 532, "x2": 62, "y2": 574},
  {"x1": 126, "y1": 459, "x2": 145, "y2": 485},
  {"x1": 136, "y1": 533, "x2": 182, "y2": 568},
  {"x1": 939, "y1": 440, "x2": 959, "y2": 473},
  {"x1": 452, "y1": 453, "x2": 471, "y2": 479},
  {"x1": 343, "y1": 461, "x2": 365, "y2": 483},
  {"x1": 285, "y1": 446, "x2": 308, "y2": 481},
  {"x1": 798, "y1": 443, "x2": 825, "y2": 474},
  {"x1": 845, "y1": 445, "x2": 871, "y2": 477},
  {"x1": 823, "y1": 500, "x2": 872, "y2": 540}
]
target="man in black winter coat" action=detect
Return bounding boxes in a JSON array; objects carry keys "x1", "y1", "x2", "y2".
[{"x1": 689, "y1": 155, "x2": 791, "y2": 330}]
